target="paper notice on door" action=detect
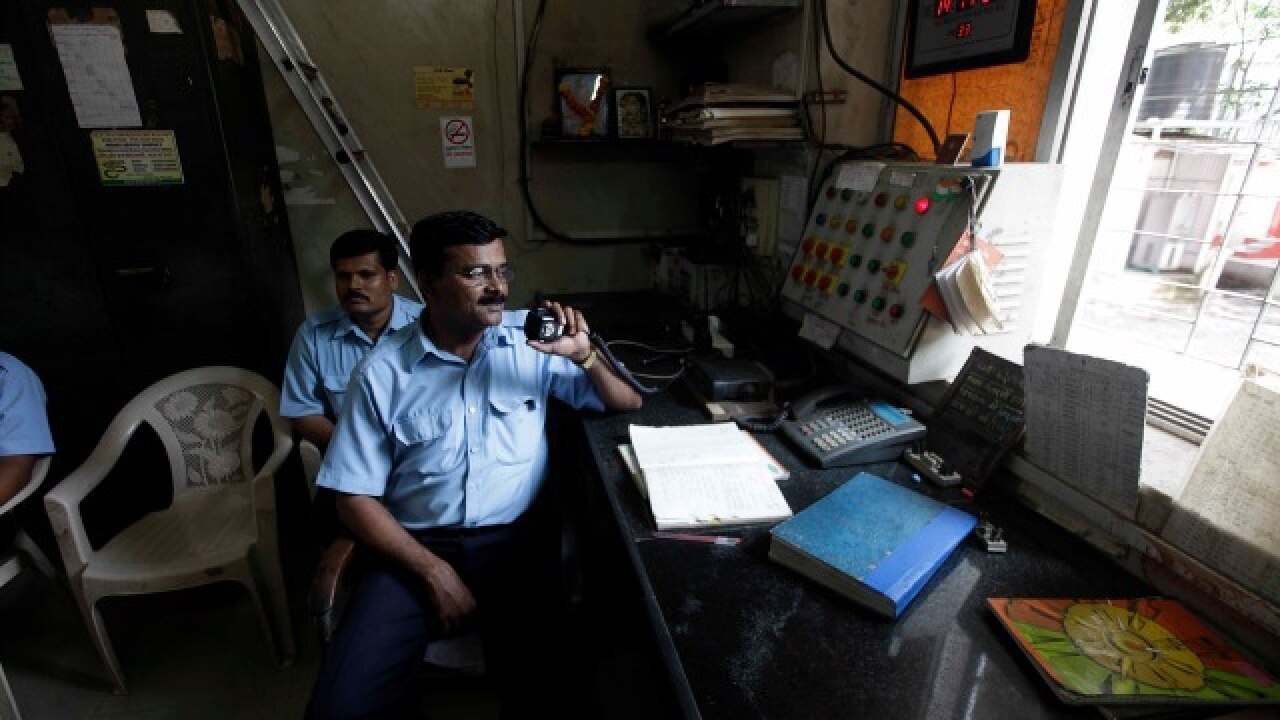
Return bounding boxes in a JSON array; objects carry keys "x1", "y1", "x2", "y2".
[
  {"x1": 50, "y1": 23, "x2": 141, "y2": 128},
  {"x1": 0, "y1": 44, "x2": 23, "y2": 91},
  {"x1": 91, "y1": 130, "x2": 183, "y2": 185}
]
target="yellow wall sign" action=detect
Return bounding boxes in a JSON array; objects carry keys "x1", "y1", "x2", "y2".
[
  {"x1": 414, "y1": 66, "x2": 475, "y2": 109},
  {"x1": 91, "y1": 129, "x2": 184, "y2": 185}
]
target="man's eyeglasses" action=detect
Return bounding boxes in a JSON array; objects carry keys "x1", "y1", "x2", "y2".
[{"x1": 454, "y1": 264, "x2": 514, "y2": 286}]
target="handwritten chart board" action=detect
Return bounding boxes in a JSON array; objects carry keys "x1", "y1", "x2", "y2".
[
  {"x1": 1023, "y1": 345, "x2": 1148, "y2": 517},
  {"x1": 927, "y1": 347, "x2": 1025, "y2": 492}
]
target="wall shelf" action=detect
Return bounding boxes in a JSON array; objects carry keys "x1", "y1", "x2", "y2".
[{"x1": 655, "y1": 0, "x2": 801, "y2": 43}]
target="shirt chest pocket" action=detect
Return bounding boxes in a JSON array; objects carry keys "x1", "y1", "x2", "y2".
[
  {"x1": 391, "y1": 410, "x2": 462, "y2": 475},
  {"x1": 322, "y1": 375, "x2": 348, "y2": 418},
  {"x1": 487, "y1": 395, "x2": 540, "y2": 465}
]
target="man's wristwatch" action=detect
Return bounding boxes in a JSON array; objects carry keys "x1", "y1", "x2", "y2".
[{"x1": 576, "y1": 348, "x2": 598, "y2": 370}]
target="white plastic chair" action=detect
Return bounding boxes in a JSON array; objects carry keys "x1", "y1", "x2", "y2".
[
  {"x1": 43, "y1": 367, "x2": 295, "y2": 694},
  {"x1": 1, "y1": 455, "x2": 54, "y2": 720},
  {"x1": 298, "y1": 438, "x2": 322, "y2": 500},
  {"x1": 0, "y1": 455, "x2": 56, "y2": 585}
]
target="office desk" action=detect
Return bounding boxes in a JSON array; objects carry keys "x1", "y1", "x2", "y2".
[{"x1": 577, "y1": 392, "x2": 1152, "y2": 720}]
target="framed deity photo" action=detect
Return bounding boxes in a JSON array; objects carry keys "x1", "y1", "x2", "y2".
[
  {"x1": 613, "y1": 87, "x2": 653, "y2": 139},
  {"x1": 555, "y1": 69, "x2": 610, "y2": 138}
]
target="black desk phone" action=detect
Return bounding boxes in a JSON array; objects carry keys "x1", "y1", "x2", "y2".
[{"x1": 780, "y1": 386, "x2": 927, "y2": 468}]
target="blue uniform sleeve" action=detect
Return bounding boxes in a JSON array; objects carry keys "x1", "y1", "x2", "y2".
[
  {"x1": 0, "y1": 358, "x2": 55, "y2": 456},
  {"x1": 280, "y1": 324, "x2": 326, "y2": 419},
  {"x1": 546, "y1": 354, "x2": 605, "y2": 412},
  {"x1": 316, "y1": 368, "x2": 393, "y2": 497}
]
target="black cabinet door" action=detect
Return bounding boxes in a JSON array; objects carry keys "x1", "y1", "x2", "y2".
[{"x1": 0, "y1": 0, "x2": 302, "y2": 531}]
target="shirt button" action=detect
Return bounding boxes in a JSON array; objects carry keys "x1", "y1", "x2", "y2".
[
  {"x1": 470, "y1": 448, "x2": 477, "y2": 454},
  {"x1": 468, "y1": 406, "x2": 476, "y2": 414}
]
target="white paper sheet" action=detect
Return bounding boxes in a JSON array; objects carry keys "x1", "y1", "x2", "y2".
[
  {"x1": 1022, "y1": 345, "x2": 1147, "y2": 516},
  {"x1": 645, "y1": 462, "x2": 792, "y2": 529},
  {"x1": 629, "y1": 423, "x2": 762, "y2": 469},
  {"x1": 50, "y1": 24, "x2": 141, "y2": 128},
  {"x1": 1160, "y1": 376, "x2": 1280, "y2": 603},
  {"x1": 835, "y1": 162, "x2": 883, "y2": 192},
  {"x1": 798, "y1": 312, "x2": 840, "y2": 349}
]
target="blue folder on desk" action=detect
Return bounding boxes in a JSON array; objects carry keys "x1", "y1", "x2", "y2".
[{"x1": 768, "y1": 472, "x2": 976, "y2": 618}]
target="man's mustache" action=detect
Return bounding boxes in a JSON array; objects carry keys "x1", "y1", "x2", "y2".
[
  {"x1": 478, "y1": 294, "x2": 506, "y2": 306},
  {"x1": 344, "y1": 292, "x2": 370, "y2": 302}
]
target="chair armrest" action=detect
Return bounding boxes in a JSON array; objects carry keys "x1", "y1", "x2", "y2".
[
  {"x1": 43, "y1": 451, "x2": 120, "y2": 578},
  {"x1": 298, "y1": 439, "x2": 323, "y2": 500},
  {"x1": 250, "y1": 436, "x2": 294, "y2": 513},
  {"x1": 310, "y1": 535, "x2": 357, "y2": 643}
]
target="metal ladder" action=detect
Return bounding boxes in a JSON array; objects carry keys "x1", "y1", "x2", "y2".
[{"x1": 235, "y1": 0, "x2": 421, "y2": 298}]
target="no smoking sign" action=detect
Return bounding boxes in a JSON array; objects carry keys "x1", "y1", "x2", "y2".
[{"x1": 439, "y1": 115, "x2": 476, "y2": 168}]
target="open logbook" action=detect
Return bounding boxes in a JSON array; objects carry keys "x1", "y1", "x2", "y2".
[{"x1": 622, "y1": 423, "x2": 792, "y2": 531}]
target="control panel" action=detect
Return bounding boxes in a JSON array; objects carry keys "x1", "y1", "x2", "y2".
[{"x1": 781, "y1": 163, "x2": 997, "y2": 359}]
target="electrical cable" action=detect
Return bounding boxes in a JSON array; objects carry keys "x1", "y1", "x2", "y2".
[
  {"x1": 945, "y1": 73, "x2": 957, "y2": 135},
  {"x1": 590, "y1": 333, "x2": 684, "y2": 395},
  {"x1": 734, "y1": 403, "x2": 792, "y2": 434},
  {"x1": 816, "y1": 0, "x2": 942, "y2": 158}
]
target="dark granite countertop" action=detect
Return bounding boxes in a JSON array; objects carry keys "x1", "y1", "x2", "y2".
[{"x1": 578, "y1": 391, "x2": 1153, "y2": 720}]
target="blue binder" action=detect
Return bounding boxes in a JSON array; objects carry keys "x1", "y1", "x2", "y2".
[{"x1": 769, "y1": 472, "x2": 976, "y2": 618}]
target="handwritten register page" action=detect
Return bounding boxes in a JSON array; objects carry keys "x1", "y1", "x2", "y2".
[{"x1": 1022, "y1": 346, "x2": 1148, "y2": 517}]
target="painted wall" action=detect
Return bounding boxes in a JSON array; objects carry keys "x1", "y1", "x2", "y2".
[{"x1": 258, "y1": 1, "x2": 899, "y2": 313}]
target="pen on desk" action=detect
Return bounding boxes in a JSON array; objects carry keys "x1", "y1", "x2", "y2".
[{"x1": 650, "y1": 532, "x2": 741, "y2": 546}]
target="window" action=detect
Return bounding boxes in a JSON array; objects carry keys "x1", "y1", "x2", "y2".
[{"x1": 1058, "y1": 0, "x2": 1280, "y2": 424}]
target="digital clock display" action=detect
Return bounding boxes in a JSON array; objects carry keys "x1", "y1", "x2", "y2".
[{"x1": 905, "y1": 0, "x2": 1037, "y2": 79}]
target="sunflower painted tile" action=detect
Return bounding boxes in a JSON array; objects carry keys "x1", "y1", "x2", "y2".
[{"x1": 988, "y1": 597, "x2": 1280, "y2": 706}]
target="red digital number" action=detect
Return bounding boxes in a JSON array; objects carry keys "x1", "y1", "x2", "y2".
[
  {"x1": 934, "y1": 0, "x2": 953, "y2": 18},
  {"x1": 956, "y1": 21, "x2": 973, "y2": 38}
]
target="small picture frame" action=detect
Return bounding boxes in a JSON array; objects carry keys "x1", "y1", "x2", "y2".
[
  {"x1": 613, "y1": 87, "x2": 653, "y2": 139},
  {"x1": 555, "y1": 69, "x2": 610, "y2": 138}
]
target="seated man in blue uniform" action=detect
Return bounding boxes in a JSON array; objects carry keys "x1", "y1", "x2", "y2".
[
  {"x1": 0, "y1": 352, "x2": 55, "y2": 508},
  {"x1": 307, "y1": 211, "x2": 642, "y2": 718},
  {"x1": 281, "y1": 228, "x2": 423, "y2": 451}
]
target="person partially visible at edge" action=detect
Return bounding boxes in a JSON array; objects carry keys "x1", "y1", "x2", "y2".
[
  {"x1": 0, "y1": 352, "x2": 55, "y2": 508},
  {"x1": 280, "y1": 228, "x2": 423, "y2": 452},
  {"x1": 305, "y1": 210, "x2": 642, "y2": 718}
]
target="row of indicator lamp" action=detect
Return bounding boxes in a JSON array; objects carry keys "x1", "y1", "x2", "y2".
[
  {"x1": 791, "y1": 256, "x2": 907, "y2": 285},
  {"x1": 803, "y1": 225, "x2": 918, "y2": 251},
  {"x1": 823, "y1": 177, "x2": 966, "y2": 206},
  {"x1": 788, "y1": 260, "x2": 911, "y2": 311},
  {"x1": 790, "y1": 265, "x2": 908, "y2": 317}
]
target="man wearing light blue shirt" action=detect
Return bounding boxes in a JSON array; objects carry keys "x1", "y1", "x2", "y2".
[
  {"x1": 0, "y1": 352, "x2": 55, "y2": 508},
  {"x1": 280, "y1": 229, "x2": 423, "y2": 451},
  {"x1": 307, "y1": 211, "x2": 642, "y2": 718}
]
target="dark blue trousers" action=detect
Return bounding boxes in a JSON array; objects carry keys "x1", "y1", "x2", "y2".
[{"x1": 306, "y1": 521, "x2": 566, "y2": 719}]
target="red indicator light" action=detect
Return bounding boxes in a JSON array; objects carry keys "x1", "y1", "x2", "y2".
[
  {"x1": 914, "y1": 197, "x2": 931, "y2": 215},
  {"x1": 889, "y1": 304, "x2": 904, "y2": 319}
]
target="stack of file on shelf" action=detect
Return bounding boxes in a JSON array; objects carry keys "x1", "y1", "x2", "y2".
[
  {"x1": 665, "y1": 83, "x2": 804, "y2": 145},
  {"x1": 619, "y1": 423, "x2": 792, "y2": 530}
]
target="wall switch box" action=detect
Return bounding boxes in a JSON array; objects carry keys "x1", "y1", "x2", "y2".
[{"x1": 740, "y1": 177, "x2": 779, "y2": 256}]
